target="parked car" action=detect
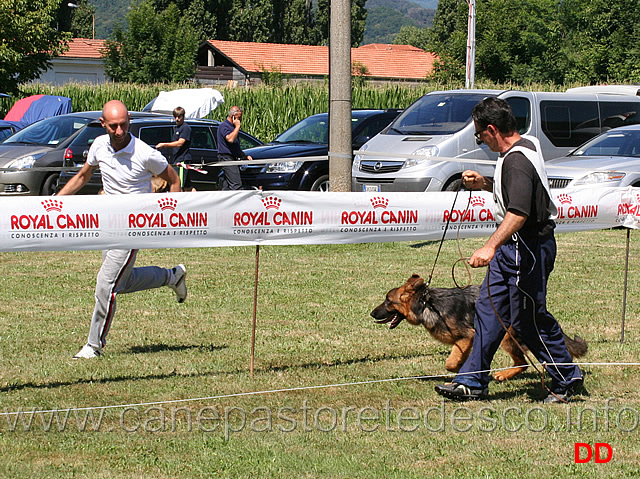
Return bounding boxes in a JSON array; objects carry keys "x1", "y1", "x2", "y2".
[
  {"x1": 0, "y1": 111, "x2": 103, "y2": 196},
  {"x1": 57, "y1": 116, "x2": 263, "y2": 193},
  {"x1": 547, "y1": 124, "x2": 640, "y2": 189},
  {"x1": 352, "y1": 88, "x2": 640, "y2": 192},
  {"x1": 239, "y1": 109, "x2": 402, "y2": 191},
  {"x1": 0, "y1": 124, "x2": 17, "y2": 142},
  {"x1": 0, "y1": 94, "x2": 72, "y2": 142}
]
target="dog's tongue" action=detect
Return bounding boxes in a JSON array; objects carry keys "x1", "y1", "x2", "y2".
[
  {"x1": 374, "y1": 314, "x2": 405, "y2": 329},
  {"x1": 389, "y1": 314, "x2": 405, "y2": 329}
]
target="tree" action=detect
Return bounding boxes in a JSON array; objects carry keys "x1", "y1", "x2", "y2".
[
  {"x1": 427, "y1": 0, "x2": 640, "y2": 85},
  {"x1": 280, "y1": 0, "x2": 315, "y2": 44},
  {"x1": 68, "y1": 0, "x2": 96, "y2": 39},
  {"x1": 182, "y1": 0, "x2": 217, "y2": 42},
  {"x1": 228, "y1": 0, "x2": 275, "y2": 43},
  {"x1": 0, "y1": 0, "x2": 71, "y2": 93},
  {"x1": 103, "y1": 0, "x2": 198, "y2": 83},
  {"x1": 351, "y1": 0, "x2": 368, "y2": 46},
  {"x1": 558, "y1": 0, "x2": 640, "y2": 83},
  {"x1": 474, "y1": 0, "x2": 562, "y2": 83},
  {"x1": 392, "y1": 25, "x2": 431, "y2": 50}
]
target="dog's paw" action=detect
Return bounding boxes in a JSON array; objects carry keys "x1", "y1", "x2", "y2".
[
  {"x1": 493, "y1": 372, "x2": 508, "y2": 382},
  {"x1": 494, "y1": 366, "x2": 528, "y2": 382}
]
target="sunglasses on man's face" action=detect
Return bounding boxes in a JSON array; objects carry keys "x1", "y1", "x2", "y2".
[{"x1": 474, "y1": 127, "x2": 487, "y2": 144}]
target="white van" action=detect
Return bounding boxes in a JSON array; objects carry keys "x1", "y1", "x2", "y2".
[{"x1": 352, "y1": 88, "x2": 640, "y2": 192}]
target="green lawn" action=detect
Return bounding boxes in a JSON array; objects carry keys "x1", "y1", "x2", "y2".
[{"x1": 1, "y1": 229, "x2": 639, "y2": 478}]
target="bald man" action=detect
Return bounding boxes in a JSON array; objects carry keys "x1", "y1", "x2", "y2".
[{"x1": 58, "y1": 100, "x2": 188, "y2": 359}]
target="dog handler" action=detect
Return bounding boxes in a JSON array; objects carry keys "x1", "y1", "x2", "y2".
[
  {"x1": 57, "y1": 100, "x2": 188, "y2": 359},
  {"x1": 435, "y1": 97, "x2": 583, "y2": 403}
]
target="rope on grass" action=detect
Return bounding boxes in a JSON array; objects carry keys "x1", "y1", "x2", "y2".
[{"x1": 1, "y1": 362, "x2": 639, "y2": 417}]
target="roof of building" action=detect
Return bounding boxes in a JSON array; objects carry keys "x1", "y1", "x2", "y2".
[
  {"x1": 204, "y1": 40, "x2": 438, "y2": 80},
  {"x1": 60, "y1": 38, "x2": 106, "y2": 59}
]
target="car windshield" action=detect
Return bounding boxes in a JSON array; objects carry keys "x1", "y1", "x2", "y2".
[
  {"x1": 273, "y1": 114, "x2": 362, "y2": 144},
  {"x1": 388, "y1": 93, "x2": 491, "y2": 135},
  {"x1": 0, "y1": 127, "x2": 14, "y2": 142},
  {"x1": 71, "y1": 123, "x2": 106, "y2": 146},
  {"x1": 571, "y1": 129, "x2": 640, "y2": 158},
  {"x1": 3, "y1": 115, "x2": 93, "y2": 146}
]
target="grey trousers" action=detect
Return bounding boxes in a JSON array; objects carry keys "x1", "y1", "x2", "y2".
[{"x1": 87, "y1": 249, "x2": 170, "y2": 349}]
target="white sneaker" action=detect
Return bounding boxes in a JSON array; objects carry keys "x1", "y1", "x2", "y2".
[
  {"x1": 73, "y1": 344, "x2": 102, "y2": 359},
  {"x1": 169, "y1": 264, "x2": 187, "y2": 303}
]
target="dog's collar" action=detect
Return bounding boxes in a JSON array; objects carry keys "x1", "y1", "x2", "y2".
[{"x1": 418, "y1": 283, "x2": 431, "y2": 308}]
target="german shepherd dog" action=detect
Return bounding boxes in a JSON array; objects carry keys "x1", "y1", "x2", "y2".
[{"x1": 371, "y1": 274, "x2": 588, "y2": 381}]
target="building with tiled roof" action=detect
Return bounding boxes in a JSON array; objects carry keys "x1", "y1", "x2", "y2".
[
  {"x1": 36, "y1": 38, "x2": 108, "y2": 85},
  {"x1": 197, "y1": 40, "x2": 438, "y2": 85}
]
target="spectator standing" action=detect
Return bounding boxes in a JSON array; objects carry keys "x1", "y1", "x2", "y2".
[
  {"x1": 156, "y1": 106, "x2": 192, "y2": 190},
  {"x1": 216, "y1": 106, "x2": 252, "y2": 190}
]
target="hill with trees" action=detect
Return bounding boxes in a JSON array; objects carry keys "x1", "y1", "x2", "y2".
[
  {"x1": 88, "y1": 0, "x2": 434, "y2": 45},
  {"x1": 362, "y1": 0, "x2": 435, "y2": 44},
  {"x1": 5, "y1": 0, "x2": 637, "y2": 89}
]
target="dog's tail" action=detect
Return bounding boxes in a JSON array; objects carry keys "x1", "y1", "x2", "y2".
[{"x1": 564, "y1": 334, "x2": 588, "y2": 358}]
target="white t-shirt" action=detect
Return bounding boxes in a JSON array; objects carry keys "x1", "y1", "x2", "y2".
[{"x1": 87, "y1": 134, "x2": 169, "y2": 195}]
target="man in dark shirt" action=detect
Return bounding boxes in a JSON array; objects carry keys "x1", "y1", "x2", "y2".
[
  {"x1": 435, "y1": 97, "x2": 583, "y2": 403},
  {"x1": 156, "y1": 106, "x2": 192, "y2": 190},
  {"x1": 217, "y1": 106, "x2": 252, "y2": 190}
]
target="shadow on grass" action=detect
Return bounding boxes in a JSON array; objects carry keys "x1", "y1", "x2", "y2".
[
  {"x1": 417, "y1": 369, "x2": 592, "y2": 402},
  {"x1": 264, "y1": 351, "x2": 436, "y2": 374},
  {"x1": 409, "y1": 241, "x2": 440, "y2": 249},
  {"x1": 127, "y1": 343, "x2": 225, "y2": 354},
  {"x1": 0, "y1": 350, "x2": 436, "y2": 393}
]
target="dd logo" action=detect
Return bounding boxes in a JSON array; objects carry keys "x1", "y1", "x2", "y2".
[{"x1": 574, "y1": 443, "x2": 613, "y2": 463}]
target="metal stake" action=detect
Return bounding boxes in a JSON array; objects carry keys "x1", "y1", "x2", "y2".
[
  {"x1": 621, "y1": 228, "x2": 631, "y2": 343},
  {"x1": 250, "y1": 245, "x2": 260, "y2": 376}
]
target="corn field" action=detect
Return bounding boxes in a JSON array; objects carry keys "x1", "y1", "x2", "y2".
[{"x1": 0, "y1": 80, "x2": 570, "y2": 143}]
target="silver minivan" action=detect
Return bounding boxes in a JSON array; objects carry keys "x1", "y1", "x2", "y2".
[{"x1": 352, "y1": 88, "x2": 640, "y2": 192}]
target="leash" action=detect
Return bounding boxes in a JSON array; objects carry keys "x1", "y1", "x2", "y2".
[
  {"x1": 422, "y1": 180, "x2": 471, "y2": 301},
  {"x1": 421, "y1": 180, "x2": 475, "y2": 312}
]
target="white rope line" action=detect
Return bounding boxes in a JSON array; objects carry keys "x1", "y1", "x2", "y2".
[{"x1": 1, "y1": 361, "x2": 639, "y2": 417}]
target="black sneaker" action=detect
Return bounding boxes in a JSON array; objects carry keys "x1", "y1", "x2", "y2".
[
  {"x1": 435, "y1": 382, "x2": 489, "y2": 401},
  {"x1": 543, "y1": 378, "x2": 584, "y2": 404}
]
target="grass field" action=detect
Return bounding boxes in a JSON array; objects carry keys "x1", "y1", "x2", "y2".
[{"x1": 0, "y1": 229, "x2": 639, "y2": 478}]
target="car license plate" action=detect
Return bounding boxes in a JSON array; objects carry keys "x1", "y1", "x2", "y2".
[{"x1": 363, "y1": 184, "x2": 381, "y2": 192}]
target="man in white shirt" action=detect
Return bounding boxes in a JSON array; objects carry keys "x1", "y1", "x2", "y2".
[{"x1": 58, "y1": 100, "x2": 188, "y2": 359}]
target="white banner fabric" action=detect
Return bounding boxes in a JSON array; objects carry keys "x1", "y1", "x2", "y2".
[{"x1": 1, "y1": 187, "x2": 639, "y2": 252}]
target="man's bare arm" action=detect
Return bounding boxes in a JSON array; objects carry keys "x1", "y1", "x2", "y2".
[
  {"x1": 56, "y1": 163, "x2": 98, "y2": 196},
  {"x1": 158, "y1": 165, "x2": 182, "y2": 192}
]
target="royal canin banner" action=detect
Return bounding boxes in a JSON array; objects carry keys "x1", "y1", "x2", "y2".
[{"x1": 1, "y1": 187, "x2": 638, "y2": 252}]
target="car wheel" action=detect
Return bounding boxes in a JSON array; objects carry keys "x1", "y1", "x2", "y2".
[
  {"x1": 310, "y1": 174, "x2": 330, "y2": 192},
  {"x1": 41, "y1": 173, "x2": 59, "y2": 196},
  {"x1": 444, "y1": 178, "x2": 463, "y2": 192}
]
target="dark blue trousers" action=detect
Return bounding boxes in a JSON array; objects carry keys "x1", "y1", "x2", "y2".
[
  {"x1": 454, "y1": 231, "x2": 583, "y2": 391},
  {"x1": 219, "y1": 154, "x2": 243, "y2": 190}
]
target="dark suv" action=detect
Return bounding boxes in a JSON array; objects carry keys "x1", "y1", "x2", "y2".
[
  {"x1": 239, "y1": 109, "x2": 402, "y2": 191},
  {"x1": 57, "y1": 116, "x2": 263, "y2": 193}
]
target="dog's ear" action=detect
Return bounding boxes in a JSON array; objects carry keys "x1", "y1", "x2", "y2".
[{"x1": 406, "y1": 274, "x2": 424, "y2": 290}]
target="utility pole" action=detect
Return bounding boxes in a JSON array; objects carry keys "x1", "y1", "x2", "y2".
[
  {"x1": 465, "y1": 0, "x2": 476, "y2": 89},
  {"x1": 328, "y1": 0, "x2": 352, "y2": 192}
]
